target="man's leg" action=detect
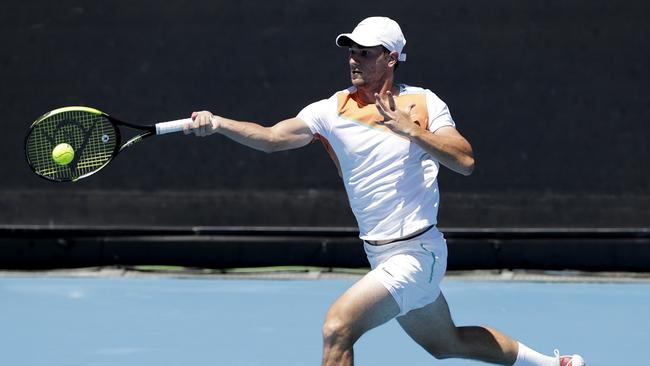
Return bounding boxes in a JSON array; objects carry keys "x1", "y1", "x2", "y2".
[
  {"x1": 322, "y1": 273, "x2": 400, "y2": 366},
  {"x1": 396, "y1": 292, "x2": 519, "y2": 364}
]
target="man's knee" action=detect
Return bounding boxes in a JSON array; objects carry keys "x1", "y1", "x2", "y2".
[
  {"x1": 414, "y1": 339, "x2": 455, "y2": 360},
  {"x1": 419, "y1": 329, "x2": 464, "y2": 359},
  {"x1": 428, "y1": 347, "x2": 457, "y2": 360},
  {"x1": 421, "y1": 326, "x2": 489, "y2": 360},
  {"x1": 322, "y1": 316, "x2": 356, "y2": 347}
]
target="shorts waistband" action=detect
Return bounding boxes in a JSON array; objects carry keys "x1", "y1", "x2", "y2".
[{"x1": 364, "y1": 225, "x2": 434, "y2": 246}]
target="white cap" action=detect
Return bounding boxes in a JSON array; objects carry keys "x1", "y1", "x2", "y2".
[{"x1": 336, "y1": 17, "x2": 407, "y2": 62}]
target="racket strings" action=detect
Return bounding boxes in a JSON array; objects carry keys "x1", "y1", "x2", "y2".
[{"x1": 26, "y1": 110, "x2": 118, "y2": 181}]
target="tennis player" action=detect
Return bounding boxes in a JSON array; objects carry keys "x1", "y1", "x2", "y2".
[{"x1": 185, "y1": 16, "x2": 585, "y2": 366}]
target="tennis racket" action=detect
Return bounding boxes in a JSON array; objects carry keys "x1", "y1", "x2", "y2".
[{"x1": 25, "y1": 106, "x2": 192, "y2": 182}]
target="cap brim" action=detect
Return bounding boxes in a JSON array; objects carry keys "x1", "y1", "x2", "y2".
[{"x1": 335, "y1": 33, "x2": 382, "y2": 48}]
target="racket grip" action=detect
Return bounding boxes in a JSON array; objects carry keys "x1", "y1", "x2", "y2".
[{"x1": 155, "y1": 118, "x2": 193, "y2": 135}]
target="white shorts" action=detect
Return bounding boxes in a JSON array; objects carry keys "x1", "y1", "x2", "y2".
[{"x1": 364, "y1": 227, "x2": 448, "y2": 316}]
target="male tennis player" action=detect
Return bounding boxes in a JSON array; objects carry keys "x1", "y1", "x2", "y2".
[{"x1": 184, "y1": 16, "x2": 585, "y2": 366}]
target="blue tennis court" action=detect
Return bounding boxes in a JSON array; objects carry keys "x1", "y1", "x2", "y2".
[{"x1": 1, "y1": 272, "x2": 648, "y2": 365}]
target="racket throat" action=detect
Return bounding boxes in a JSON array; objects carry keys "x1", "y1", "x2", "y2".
[{"x1": 120, "y1": 134, "x2": 149, "y2": 152}]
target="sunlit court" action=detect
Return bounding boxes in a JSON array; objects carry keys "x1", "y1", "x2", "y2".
[{"x1": 1, "y1": 272, "x2": 649, "y2": 365}]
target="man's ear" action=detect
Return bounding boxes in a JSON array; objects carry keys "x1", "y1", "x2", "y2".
[{"x1": 387, "y1": 51, "x2": 399, "y2": 68}]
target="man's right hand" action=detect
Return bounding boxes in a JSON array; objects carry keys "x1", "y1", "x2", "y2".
[{"x1": 184, "y1": 111, "x2": 220, "y2": 137}]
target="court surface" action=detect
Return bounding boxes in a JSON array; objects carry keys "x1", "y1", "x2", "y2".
[{"x1": 1, "y1": 272, "x2": 648, "y2": 365}]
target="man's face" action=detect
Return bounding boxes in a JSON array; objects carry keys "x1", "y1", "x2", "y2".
[{"x1": 348, "y1": 43, "x2": 392, "y2": 88}]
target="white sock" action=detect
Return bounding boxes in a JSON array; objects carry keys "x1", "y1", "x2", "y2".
[{"x1": 512, "y1": 342, "x2": 556, "y2": 366}]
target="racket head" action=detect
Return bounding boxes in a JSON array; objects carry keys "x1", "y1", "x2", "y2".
[{"x1": 25, "y1": 106, "x2": 121, "y2": 182}]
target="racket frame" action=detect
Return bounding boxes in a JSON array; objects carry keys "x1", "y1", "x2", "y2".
[{"x1": 25, "y1": 106, "x2": 186, "y2": 182}]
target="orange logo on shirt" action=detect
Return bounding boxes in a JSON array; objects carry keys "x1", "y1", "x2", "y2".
[{"x1": 336, "y1": 91, "x2": 429, "y2": 135}]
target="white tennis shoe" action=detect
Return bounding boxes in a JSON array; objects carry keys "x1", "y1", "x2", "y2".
[{"x1": 554, "y1": 349, "x2": 586, "y2": 366}]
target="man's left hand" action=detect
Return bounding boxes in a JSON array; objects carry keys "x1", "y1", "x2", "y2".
[{"x1": 374, "y1": 91, "x2": 420, "y2": 138}]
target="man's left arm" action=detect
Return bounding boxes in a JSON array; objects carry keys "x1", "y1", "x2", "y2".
[
  {"x1": 375, "y1": 91, "x2": 475, "y2": 176},
  {"x1": 410, "y1": 125, "x2": 475, "y2": 176}
]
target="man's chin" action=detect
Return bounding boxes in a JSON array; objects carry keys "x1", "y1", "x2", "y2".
[{"x1": 351, "y1": 78, "x2": 365, "y2": 87}]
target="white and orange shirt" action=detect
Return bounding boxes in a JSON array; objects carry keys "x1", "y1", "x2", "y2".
[{"x1": 297, "y1": 84, "x2": 456, "y2": 241}]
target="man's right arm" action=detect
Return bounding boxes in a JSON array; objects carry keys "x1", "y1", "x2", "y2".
[{"x1": 184, "y1": 111, "x2": 314, "y2": 153}]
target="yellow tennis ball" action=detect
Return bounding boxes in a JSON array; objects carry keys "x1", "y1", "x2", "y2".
[{"x1": 52, "y1": 143, "x2": 75, "y2": 165}]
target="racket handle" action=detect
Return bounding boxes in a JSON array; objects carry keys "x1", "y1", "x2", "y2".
[{"x1": 155, "y1": 118, "x2": 193, "y2": 135}]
